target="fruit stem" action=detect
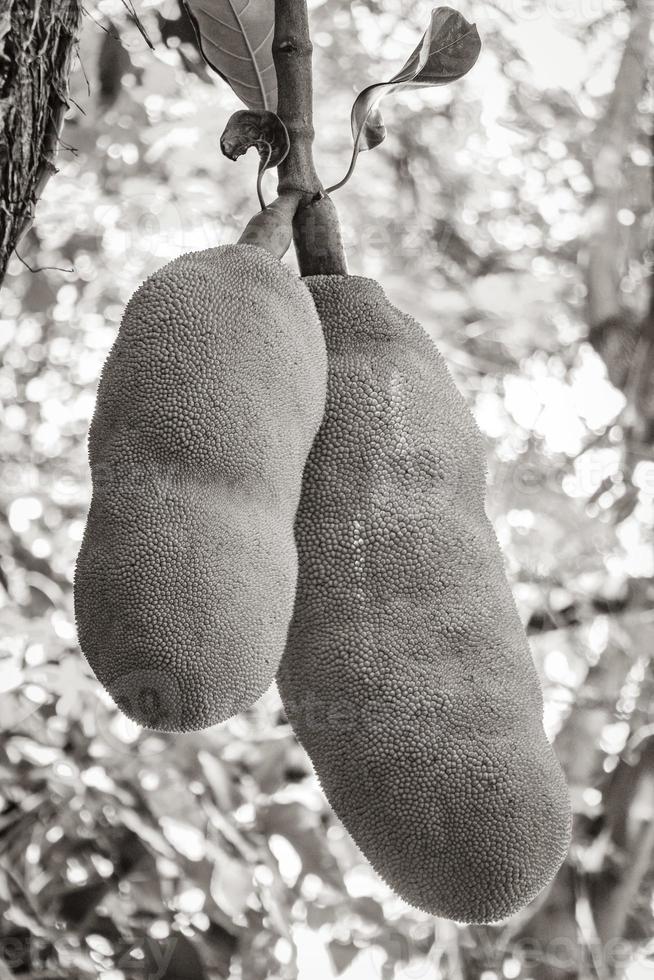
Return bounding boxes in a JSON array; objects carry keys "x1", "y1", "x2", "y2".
[
  {"x1": 293, "y1": 195, "x2": 348, "y2": 276},
  {"x1": 237, "y1": 192, "x2": 302, "y2": 259}
]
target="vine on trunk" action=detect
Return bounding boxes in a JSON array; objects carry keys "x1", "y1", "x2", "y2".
[{"x1": 0, "y1": 0, "x2": 82, "y2": 284}]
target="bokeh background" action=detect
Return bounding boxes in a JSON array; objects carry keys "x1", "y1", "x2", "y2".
[{"x1": 0, "y1": 0, "x2": 653, "y2": 976}]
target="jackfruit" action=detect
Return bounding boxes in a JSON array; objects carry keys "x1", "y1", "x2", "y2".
[
  {"x1": 75, "y1": 243, "x2": 327, "y2": 732},
  {"x1": 278, "y1": 274, "x2": 572, "y2": 924}
]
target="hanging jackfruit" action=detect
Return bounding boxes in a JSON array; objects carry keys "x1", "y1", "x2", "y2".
[
  {"x1": 75, "y1": 243, "x2": 326, "y2": 732},
  {"x1": 278, "y1": 274, "x2": 571, "y2": 924}
]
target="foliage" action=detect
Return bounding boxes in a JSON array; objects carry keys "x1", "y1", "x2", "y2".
[
  {"x1": 0, "y1": 0, "x2": 652, "y2": 977},
  {"x1": 182, "y1": 0, "x2": 277, "y2": 111}
]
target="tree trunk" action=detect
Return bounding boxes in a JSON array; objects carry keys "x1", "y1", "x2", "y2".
[{"x1": 0, "y1": 0, "x2": 82, "y2": 286}]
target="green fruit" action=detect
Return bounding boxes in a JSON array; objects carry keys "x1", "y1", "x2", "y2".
[
  {"x1": 75, "y1": 244, "x2": 326, "y2": 732},
  {"x1": 278, "y1": 274, "x2": 571, "y2": 924}
]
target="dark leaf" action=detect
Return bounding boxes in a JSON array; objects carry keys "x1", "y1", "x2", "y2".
[
  {"x1": 352, "y1": 895, "x2": 385, "y2": 925},
  {"x1": 361, "y1": 107, "x2": 387, "y2": 152},
  {"x1": 57, "y1": 881, "x2": 112, "y2": 927},
  {"x1": 196, "y1": 922, "x2": 238, "y2": 977},
  {"x1": 220, "y1": 109, "x2": 289, "y2": 169},
  {"x1": 198, "y1": 750, "x2": 236, "y2": 812},
  {"x1": 182, "y1": 0, "x2": 277, "y2": 111},
  {"x1": 157, "y1": 1, "x2": 211, "y2": 80},
  {"x1": 120, "y1": 935, "x2": 209, "y2": 980},
  {"x1": 221, "y1": 108, "x2": 289, "y2": 206},
  {"x1": 97, "y1": 22, "x2": 133, "y2": 108},
  {"x1": 329, "y1": 940, "x2": 360, "y2": 975}
]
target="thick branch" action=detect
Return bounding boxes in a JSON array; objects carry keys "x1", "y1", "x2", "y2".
[
  {"x1": 272, "y1": 0, "x2": 347, "y2": 276},
  {"x1": 272, "y1": 0, "x2": 320, "y2": 200},
  {"x1": 0, "y1": 0, "x2": 82, "y2": 287}
]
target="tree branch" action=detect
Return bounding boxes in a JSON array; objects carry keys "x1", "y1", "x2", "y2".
[
  {"x1": 272, "y1": 0, "x2": 320, "y2": 200},
  {"x1": 272, "y1": 0, "x2": 347, "y2": 276}
]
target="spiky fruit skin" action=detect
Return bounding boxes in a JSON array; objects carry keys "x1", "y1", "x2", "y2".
[
  {"x1": 278, "y1": 275, "x2": 571, "y2": 924},
  {"x1": 75, "y1": 245, "x2": 327, "y2": 733}
]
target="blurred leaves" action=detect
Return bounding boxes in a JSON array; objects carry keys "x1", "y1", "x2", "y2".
[{"x1": 0, "y1": 0, "x2": 652, "y2": 976}]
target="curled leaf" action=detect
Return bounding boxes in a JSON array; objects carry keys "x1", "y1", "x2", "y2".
[
  {"x1": 362, "y1": 107, "x2": 387, "y2": 152},
  {"x1": 182, "y1": 0, "x2": 277, "y2": 111},
  {"x1": 220, "y1": 109, "x2": 289, "y2": 167},
  {"x1": 220, "y1": 109, "x2": 289, "y2": 208},
  {"x1": 328, "y1": 7, "x2": 481, "y2": 193}
]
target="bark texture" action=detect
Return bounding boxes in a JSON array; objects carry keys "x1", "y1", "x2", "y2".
[{"x1": 0, "y1": 0, "x2": 82, "y2": 285}]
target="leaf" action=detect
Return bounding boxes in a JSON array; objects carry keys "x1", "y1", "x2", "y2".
[
  {"x1": 328, "y1": 7, "x2": 481, "y2": 193},
  {"x1": 198, "y1": 750, "x2": 235, "y2": 812},
  {"x1": 8, "y1": 737, "x2": 61, "y2": 768},
  {"x1": 329, "y1": 941, "x2": 360, "y2": 975},
  {"x1": 122, "y1": 936, "x2": 210, "y2": 980},
  {"x1": 210, "y1": 852, "x2": 253, "y2": 918},
  {"x1": 361, "y1": 107, "x2": 387, "y2": 152},
  {"x1": 160, "y1": 817, "x2": 206, "y2": 862},
  {"x1": 220, "y1": 109, "x2": 291, "y2": 211},
  {"x1": 220, "y1": 110, "x2": 289, "y2": 169},
  {"x1": 220, "y1": 109, "x2": 289, "y2": 208},
  {"x1": 182, "y1": 0, "x2": 277, "y2": 111},
  {"x1": 116, "y1": 808, "x2": 177, "y2": 861},
  {"x1": 354, "y1": 7, "x2": 481, "y2": 152}
]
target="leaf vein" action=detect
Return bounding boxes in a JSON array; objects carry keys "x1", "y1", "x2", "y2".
[
  {"x1": 195, "y1": 6, "x2": 241, "y2": 34},
  {"x1": 227, "y1": 0, "x2": 272, "y2": 108}
]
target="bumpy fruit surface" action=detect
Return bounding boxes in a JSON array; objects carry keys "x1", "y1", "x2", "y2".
[
  {"x1": 75, "y1": 245, "x2": 327, "y2": 732},
  {"x1": 278, "y1": 275, "x2": 571, "y2": 924}
]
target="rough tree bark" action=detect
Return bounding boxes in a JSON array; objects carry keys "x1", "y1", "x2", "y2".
[{"x1": 0, "y1": 0, "x2": 82, "y2": 287}]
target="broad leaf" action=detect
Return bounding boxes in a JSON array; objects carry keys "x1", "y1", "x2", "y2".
[{"x1": 182, "y1": 0, "x2": 277, "y2": 111}]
